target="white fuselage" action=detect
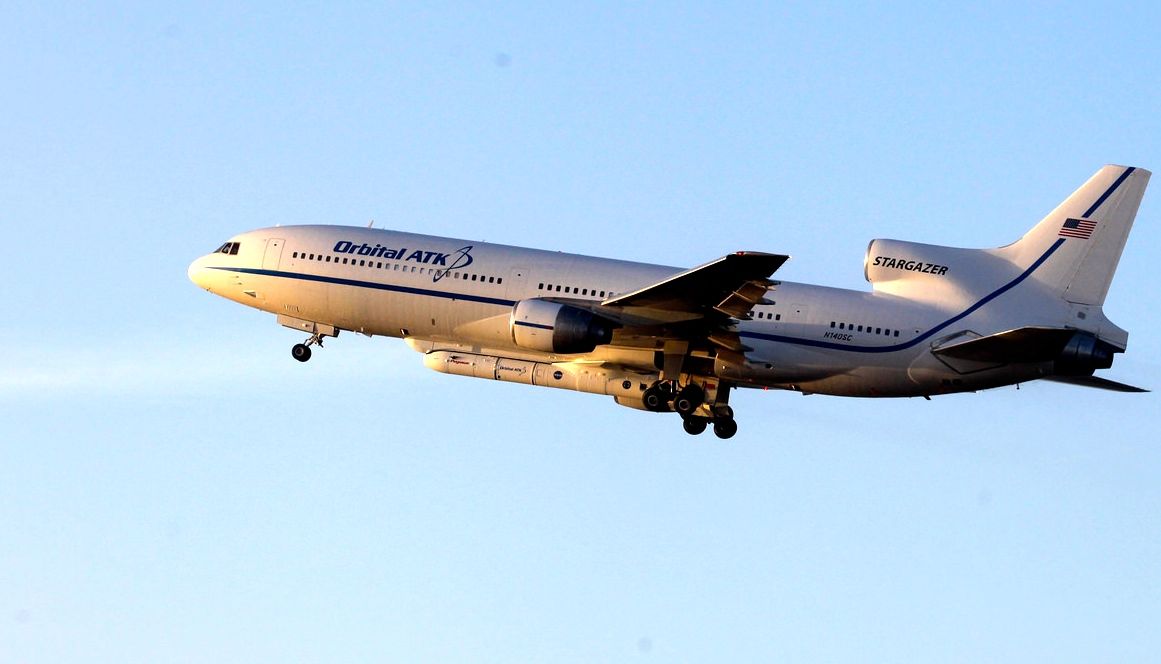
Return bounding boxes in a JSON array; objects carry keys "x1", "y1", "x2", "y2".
[{"x1": 188, "y1": 225, "x2": 1061, "y2": 399}]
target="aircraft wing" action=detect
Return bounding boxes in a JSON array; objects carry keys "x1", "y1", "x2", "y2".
[{"x1": 600, "y1": 251, "x2": 789, "y2": 322}]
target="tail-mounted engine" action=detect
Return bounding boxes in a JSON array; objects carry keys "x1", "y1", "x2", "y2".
[{"x1": 511, "y1": 299, "x2": 616, "y2": 354}]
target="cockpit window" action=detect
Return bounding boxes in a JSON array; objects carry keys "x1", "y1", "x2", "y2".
[{"x1": 215, "y1": 242, "x2": 241, "y2": 255}]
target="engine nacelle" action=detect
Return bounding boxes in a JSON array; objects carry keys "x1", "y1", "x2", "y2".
[
  {"x1": 511, "y1": 299, "x2": 615, "y2": 354},
  {"x1": 1054, "y1": 331, "x2": 1118, "y2": 376}
]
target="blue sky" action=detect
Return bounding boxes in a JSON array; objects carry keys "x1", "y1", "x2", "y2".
[{"x1": 2, "y1": 3, "x2": 1160, "y2": 662}]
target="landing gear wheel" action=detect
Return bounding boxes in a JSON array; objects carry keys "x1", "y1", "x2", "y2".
[
  {"x1": 673, "y1": 384, "x2": 705, "y2": 418},
  {"x1": 291, "y1": 343, "x2": 312, "y2": 362},
  {"x1": 712, "y1": 417, "x2": 738, "y2": 440},
  {"x1": 682, "y1": 417, "x2": 708, "y2": 436},
  {"x1": 642, "y1": 385, "x2": 669, "y2": 412}
]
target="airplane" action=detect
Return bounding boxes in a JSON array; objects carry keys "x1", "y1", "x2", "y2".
[{"x1": 188, "y1": 165, "x2": 1149, "y2": 438}]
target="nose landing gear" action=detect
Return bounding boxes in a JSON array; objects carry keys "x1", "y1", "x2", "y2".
[
  {"x1": 277, "y1": 316, "x2": 339, "y2": 363},
  {"x1": 291, "y1": 332, "x2": 327, "y2": 363}
]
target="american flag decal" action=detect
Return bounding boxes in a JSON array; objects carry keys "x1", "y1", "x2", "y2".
[{"x1": 1059, "y1": 217, "x2": 1097, "y2": 239}]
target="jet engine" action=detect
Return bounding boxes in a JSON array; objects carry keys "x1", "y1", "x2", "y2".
[{"x1": 511, "y1": 299, "x2": 615, "y2": 354}]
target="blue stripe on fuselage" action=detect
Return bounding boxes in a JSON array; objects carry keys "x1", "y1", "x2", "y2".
[
  {"x1": 218, "y1": 238, "x2": 1065, "y2": 356},
  {"x1": 209, "y1": 266, "x2": 518, "y2": 307},
  {"x1": 739, "y1": 237, "x2": 1067, "y2": 354}
]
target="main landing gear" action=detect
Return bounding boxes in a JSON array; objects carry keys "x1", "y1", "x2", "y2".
[
  {"x1": 291, "y1": 332, "x2": 327, "y2": 362},
  {"x1": 643, "y1": 379, "x2": 738, "y2": 439},
  {"x1": 682, "y1": 405, "x2": 738, "y2": 439}
]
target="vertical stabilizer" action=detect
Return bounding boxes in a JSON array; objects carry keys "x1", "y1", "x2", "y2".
[{"x1": 992, "y1": 165, "x2": 1150, "y2": 306}]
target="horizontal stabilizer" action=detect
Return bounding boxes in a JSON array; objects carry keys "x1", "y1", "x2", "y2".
[
  {"x1": 1044, "y1": 375, "x2": 1148, "y2": 393},
  {"x1": 931, "y1": 327, "x2": 1078, "y2": 364}
]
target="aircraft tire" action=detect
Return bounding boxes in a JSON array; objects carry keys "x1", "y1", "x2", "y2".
[
  {"x1": 674, "y1": 385, "x2": 705, "y2": 417},
  {"x1": 292, "y1": 343, "x2": 312, "y2": 362},
  {"x1": 683, "y1": 417, "x2": 708, "y2": 436},
  {"x1": 642, "y1": 385, "x2": 668, "y2": 412},
  {"x1": 712, "y1": 417, "x2": 738, "y2": 440}
]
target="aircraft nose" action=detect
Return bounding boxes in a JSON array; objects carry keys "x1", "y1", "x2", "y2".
[{"x1": 188, "y1": 256, "x2": 210, "y2": 290}]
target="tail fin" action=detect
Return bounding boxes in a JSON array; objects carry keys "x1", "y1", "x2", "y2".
[{"x1": 992, "y1": 165, "x2": 1150, "y2": 306}]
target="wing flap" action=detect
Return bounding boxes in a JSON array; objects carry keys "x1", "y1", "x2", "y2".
[{"x1": 707, "y1": 331, "x2": 752, "y2": 353}]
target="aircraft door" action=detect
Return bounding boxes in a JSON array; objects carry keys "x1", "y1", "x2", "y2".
[{"x1": 263, "y1": 238, "x2": 285, "y2": 270}]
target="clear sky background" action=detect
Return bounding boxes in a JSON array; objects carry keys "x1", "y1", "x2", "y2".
[{"x1": 2, "y1": 3, "x2": 1160, "y2": 662}]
